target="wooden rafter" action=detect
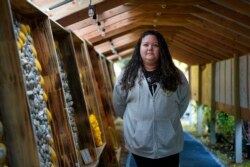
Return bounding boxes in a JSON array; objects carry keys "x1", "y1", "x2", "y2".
[{"x1": 30, "y1": 0, "x2": 250, "y2": 64}]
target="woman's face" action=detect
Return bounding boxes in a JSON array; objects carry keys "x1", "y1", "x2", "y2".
[{"x1": 140, "y1": 34, "x2": 160, "y2": 69}]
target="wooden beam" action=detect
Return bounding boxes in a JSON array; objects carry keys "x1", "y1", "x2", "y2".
[
  {"x1": 93, "y1": 27, "x2": 180, "y2": 55},
  {"x1": 66, "y1": 5, "x2": 141, "y2": 30},
  {"x1": 210, "y1": 0, "x2": 250, "y2": 16},
  {"x1": 184, "y1": 24, "x2": 250, "y2": 54},
  {"x1": 172, "y1": 39, "x2": 219, "y2": 62},
  {"x1": 126, "y1": 0, "x2": 204, "y2": 5},
  {"x1": 45, "y1": 0, "x2": 104, "y2": 20},
  {"x1": 69, "y1": 4, "x2": 202, "y2": 44},
  {"x1": 169, "y1": 45, "x2": 206, "y2": 65},
  {"x1": 94, "y1": 30, "x2": 141, "y2": 53},
  {"x1": 75, "y1": 15, "x2": 143, "y2": 38},
  {"x1": 193, "y1": 5, "x2": 250, "y2": 38},
  {"x1": 74, "y1": 19, "x2": 188, "y2": 43},
  {"x1": 57, "y1": 0, "x2": 128, "y2": 26},
  {"x1": 169, "y1": 42, "x2": 208, "y2": 64},
  {"x1": 197, "y1": 1, "x2": 250, "y2": 27},
  {"x1": 179, "y1": 30, "x2": 239, "y2": 56},
  {"x1": 176, "y1": 33, "x2": 230, "y2": 60},
  {"x1": 107, "y1": 48, "x2": 134, "y2": 60},
  {"x1": 187, "y1": 16, "x2": 250, "y2": 49},
  {"x1": 96, "y1": 39, "x2": 137, "y2": 56},
  {"x1": 88, "y1": 24, "x2": 146, "y2": 45},
  {"x1": 66, "y1": 3, "x2": 203, "y2": 31},
  {"x1": 77, "y1": 14, "x2": 190, "y2": 42},
  {"x1": 86, "y1": 25, "x2": 182, "y2": 45}
]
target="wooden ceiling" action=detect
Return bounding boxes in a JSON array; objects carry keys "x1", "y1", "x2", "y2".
[{"x1": 31, "y1": 0, "x2": 250, "y2": 65}]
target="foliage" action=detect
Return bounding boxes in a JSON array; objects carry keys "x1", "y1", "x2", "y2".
[
  {"x1": 202, "y1": 105, "x2": 211, "y2": 133},
  {"x1": 215, "y1": 111, "x2": 235, "y2": 138},
  {"x1": 243, "y1": 121, "x2": 250, "y2": 144},
  {"x1": 183, "y1": 105, "x2": 250, "y2": 166}
]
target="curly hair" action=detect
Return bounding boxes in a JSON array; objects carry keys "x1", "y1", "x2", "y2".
[{"x1": 120, "y1": 30, "x2": 182, "y2": 92}]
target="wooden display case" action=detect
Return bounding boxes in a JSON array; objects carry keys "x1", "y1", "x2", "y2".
[
  {"x1": 25, "y1": 11, "x2": 78, "y2": 167},
  {"x1": 0, "y1": 0, "x2": 78, "y2": 166},
  {"x1": 99, "y1": 57, "x2": 116, "y2": 108},
  {"x1": 83, "y1": 41, "x2": 120, "y2": 167},
  {"x1": 71, "y1": 32, "x2": 106, "y2": 166},
  {"x1": 0, "y1": 1, "x2": 118, "y2": 166},
  {"x1": 50, "y1": 20, "x2": 99, "y2": 166},
  {"x1": 0, "y1": 1, "x2": 40, "y2": 166},
  {"x1": 106, "y1": 60, "x2": 116, "y2": 89}
]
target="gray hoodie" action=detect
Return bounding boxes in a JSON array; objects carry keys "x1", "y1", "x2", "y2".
[{"x1": 112, "y1": 69, "x2": 190, "y2": 159}]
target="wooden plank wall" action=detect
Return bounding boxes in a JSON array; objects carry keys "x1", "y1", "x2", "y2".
[
  {"x1": 190, "y1": 53, "x2": 250, "y2": 120},
  {"x1": 214, "y1": 54, "x2": 250, "y2": 120}
]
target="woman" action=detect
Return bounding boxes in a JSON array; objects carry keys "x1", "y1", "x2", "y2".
[{"x1": 112, "y1": 30, "x2": 190, "y2": 167}]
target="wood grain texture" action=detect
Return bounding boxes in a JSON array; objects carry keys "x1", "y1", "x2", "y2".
[{"x1": 0, "y1": 0, "x2": 40, "y2": 166}]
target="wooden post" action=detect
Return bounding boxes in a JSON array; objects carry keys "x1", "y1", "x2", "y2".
[
  {"x1": 196, "y1": 65, "x2": 203, "y2": 136},
  {"x1": 210, "y1": 63, "x2": 216, "y2": 144},
  {"x1": 198, "y1": 65, "x2": 202, "y2": 104},
  {"x1": 234, "y1": 55, "x2": 242, "y2": 163},
  {"x1": 197, "y1": 105, "x2": 203, "y2": 136}
]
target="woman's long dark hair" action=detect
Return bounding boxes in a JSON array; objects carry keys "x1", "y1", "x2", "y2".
[{"x1": 120, "y1": 30, "x2": 182, "y2": 92}]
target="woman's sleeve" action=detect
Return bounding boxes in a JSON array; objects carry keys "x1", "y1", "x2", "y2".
[
  {"x1": 177, "y1": 71, "x2": 191, "y2": 117},
  {"x1": 112, "y1": 74, "x2": 127, "y2": 118}
]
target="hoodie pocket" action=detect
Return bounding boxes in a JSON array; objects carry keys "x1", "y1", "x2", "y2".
[
  {"x1": 157, "y1": 119, "x2": 175, "y2": 148},
  {"x1": 132, "y1": 120, "x2": 153, "y2": 152}
]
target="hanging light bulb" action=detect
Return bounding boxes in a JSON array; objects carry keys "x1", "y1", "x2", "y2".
[
  {"x1": 88, "y1": 0, "x2": 94, "y2": 17},
  {"x1": 88, "y1": 5, "x2": 94, "y2": 17},
  {"x1": 101, "y1": 28, "x2": 105, "y2": 37}
]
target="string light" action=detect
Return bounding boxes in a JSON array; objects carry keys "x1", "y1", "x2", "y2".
[
  {"x1": 88, "y1": 0, "x2": 95, "y2": 17},
  {"x1": 96, "y1": 21, "x2": 105, "y2": 37},
  {"x1": 109, "y1": 39, "x2": 122, "y2": 60},
  {"x1": 88, "y1": 3, "x2": 105, "y2": 37},
  {"x1": 100, "y1": 28, "x2": 105, "y2": 37}
]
